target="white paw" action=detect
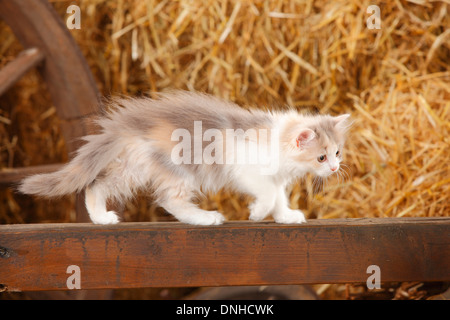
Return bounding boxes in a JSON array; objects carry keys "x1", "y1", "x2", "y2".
[
  {"x1": 190, "y1": 211, "x2": 226, "y2": 226},
  {"x1": 274, "y1": 209, "x2": 307, "y2": 224},
  {"x1": 90, "y1": 211, "x2": 120, "y2": 225}
]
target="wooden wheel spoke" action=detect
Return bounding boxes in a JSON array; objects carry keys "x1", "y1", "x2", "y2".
[{"x1": 0, "y1": 47, "x2": 44, "y2": 97}]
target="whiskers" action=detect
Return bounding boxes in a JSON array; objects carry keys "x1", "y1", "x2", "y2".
[
  {"x1": 311, "y1": 163, "x2": 351, "y2": 195},
  {"x1": 336, "y1": 163, "x2": 351, "y2": 185}
]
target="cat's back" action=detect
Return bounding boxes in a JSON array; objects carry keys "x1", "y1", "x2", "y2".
[{"x1": 104, "y1": 91, "x2": 273, "y2": 134}]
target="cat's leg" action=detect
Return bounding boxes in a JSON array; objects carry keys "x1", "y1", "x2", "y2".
[
  {"x1": 248, "y1": 187, "x2": 278, "y2": 222},
  {"x1": 235, "y1": 175, "x2": 278, "y2": 221},
  {"x1": 160, "y1": 199, "x2": 226, "y2": 225},
  {"x1": 272, "y1": 185, "x2": 306, "y2": 224},
  {"x1": 158, "y1": 188, "x2": 225, "y2": 225},
  {"x1": 85, "y1": 183, "x2": 120, "y2": 224}
]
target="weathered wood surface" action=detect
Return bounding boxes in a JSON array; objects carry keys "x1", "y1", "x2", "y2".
[{"x1": 0, "y1": 217, "x2": 449, "y2": 292}]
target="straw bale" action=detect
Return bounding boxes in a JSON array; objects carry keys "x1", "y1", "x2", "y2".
[{"x1": 0, "y1": 0, "x2": 449, "y2": 298}]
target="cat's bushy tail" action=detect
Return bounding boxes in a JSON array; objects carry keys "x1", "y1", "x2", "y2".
[{"x1": 19, "y1": 133, "x2": 123, "y2": 197}]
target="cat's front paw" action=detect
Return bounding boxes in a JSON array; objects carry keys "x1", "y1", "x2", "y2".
[
  {"x1": 274, "y1": 209, "x2": 307, "y2": 224},
  {"x1": 193, "y1": 211, "x2": 226, "y2": 225}
]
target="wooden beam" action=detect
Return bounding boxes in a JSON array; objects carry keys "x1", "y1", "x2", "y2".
[{"x1": 0, "y1": 218, "x2": 449, "y2": 292}]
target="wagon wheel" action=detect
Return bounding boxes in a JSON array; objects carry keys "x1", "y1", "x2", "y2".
[{"x1": 0, "y1": 0, "x2": 100, "y2": 222}]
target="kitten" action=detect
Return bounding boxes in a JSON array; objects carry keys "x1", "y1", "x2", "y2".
[{"x1": 19, "y1": 91, "x2": 350, "y2": 225}]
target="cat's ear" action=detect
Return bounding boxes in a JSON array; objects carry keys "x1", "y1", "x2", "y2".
[
  {"x1": 296, "y1": 128, "x2": 316, "y2": 149},
  {"x1": 333, "y1": 114, "x2": 351, "y2": 131}
]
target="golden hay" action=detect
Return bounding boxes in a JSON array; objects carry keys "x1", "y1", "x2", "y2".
[{"x1": 0, "y1": 0, "x2": 449, "y2": 298}]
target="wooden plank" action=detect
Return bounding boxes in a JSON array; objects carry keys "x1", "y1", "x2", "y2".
[
  {"x1": 0, "y1": 218, "x2": 449, "y2": 292},
  {"x1": 0, "y1": 48, "x2": 44, "y2": 96}
]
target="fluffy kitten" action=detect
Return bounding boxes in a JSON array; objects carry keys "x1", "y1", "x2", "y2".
[{"x1": 19, "y1": 91, "x2": 350, "y2": 225}]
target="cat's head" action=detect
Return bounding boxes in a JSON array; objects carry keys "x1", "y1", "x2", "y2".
[{"x1": 286, "y1": 114, "x2": 351, "y2": 177}]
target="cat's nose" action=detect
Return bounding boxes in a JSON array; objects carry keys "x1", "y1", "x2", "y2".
[{"x1": 330, "y1": 166, "x2": 338, "y2": 172}]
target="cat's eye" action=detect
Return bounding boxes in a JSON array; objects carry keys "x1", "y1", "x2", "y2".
[
  {"x1": 336, "y1": 150, "x2": 340, "y2": 156},
  {"x1": 317, "y1": 155, "x2": 327, "y2": 163}
]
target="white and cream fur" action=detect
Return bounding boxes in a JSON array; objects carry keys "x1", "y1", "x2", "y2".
[{"x1": 19, "y1": 91, "x2": 350, "y2": 225}]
